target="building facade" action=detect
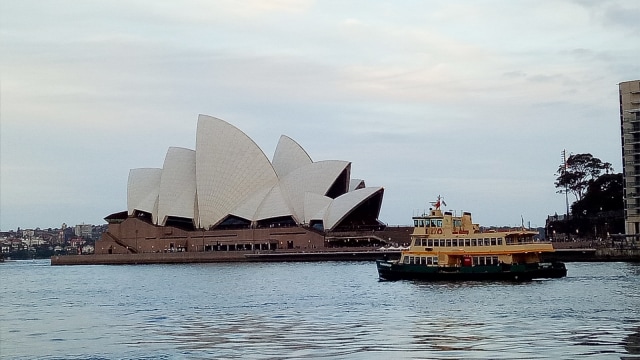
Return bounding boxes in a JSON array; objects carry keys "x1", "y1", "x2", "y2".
[
  {"x1": 74, "y1": 224, "x2": 93, "y2": 238},
  {"x1": 620, "y1": 80, "x2": 640, "y2": 235},
  {"x1": 96, "y1": 115, "x2": 386, "y2": 255}
]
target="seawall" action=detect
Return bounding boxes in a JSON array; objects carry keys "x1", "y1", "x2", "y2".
[
  {"x1": 544, "y1": 248, "x2": 640, "y2": 262},
  {"x1": 51, "y1": 250, "x2": 402, "y2": 265}
]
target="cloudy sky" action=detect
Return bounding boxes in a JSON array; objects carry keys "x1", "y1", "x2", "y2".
[{"x1": 1, "y1": 0, "x2": 639, "y2": 231}]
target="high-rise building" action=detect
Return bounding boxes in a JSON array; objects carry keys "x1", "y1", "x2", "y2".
[
  {"x1": 74, "y1": 224, "x2": 93, "y2": 239},
  {"x1": 619, "y1": 80, "x2": 640, "y2": 235}
]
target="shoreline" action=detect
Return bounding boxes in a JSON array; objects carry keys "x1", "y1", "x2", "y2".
[
  {"x1": 48, "y1": 247, "x2": 640, "y2": 265},
  {"x1": 50, "y1": 249, "x2": 402, "y2": 265}
]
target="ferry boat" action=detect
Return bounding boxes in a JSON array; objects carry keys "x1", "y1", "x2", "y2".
[{"x1": 376, "y1": 197, "x2": 567, "y2": 281}]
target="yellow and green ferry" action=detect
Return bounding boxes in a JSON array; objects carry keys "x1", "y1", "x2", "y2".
[{"x1": 376, "y1": 197, "x2": 567, "y2": 281}]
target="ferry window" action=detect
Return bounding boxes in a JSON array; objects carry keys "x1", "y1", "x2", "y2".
[
  {"x1": 473, "y1": 257, "x2": 479, "y2": 265},
  {"x1": 433, "y1": 257, "x2": 438, "y2": 265},
  {"x1": 498, "y1": 238, "x2": 503, "y2": 245},
  {"x1": 491, "y1": 238, "x2": 497, "y2": 246},
  {"x1": 403, "y1": 256, "x2": 410, "y2": 264},
  {"x1": 422, "y1": 257, "x2": 428, "y2": 265},
  {"x1": 419, "y1": 219, "x2": 425, "y2": 227},
  {"x1": 427, "y1": 257, "x2": 433, "y2": 265},
  {"x1": 446, "y1": 239, "x2": 452, "y2": 247},
  {"x1": 430, "y1": 219, "x2": 438, "y2": 227},
  {"x1": 493, "y1": 256, "x2": 499, "y2": 264},
  {"x1": 465, "y1": 239, "x2": 471, "y2": 247},
  {"x1": 414, "y1": 220, "x2": 419, "y2": 227},
  {"x1": 428, "y1": 239, "x2": 433, "y2": 247},
  {"x1": 472, "y1": 239, "x2": 477, "y2": 246},
  {"x1": 479, "y1": 257, "x2": 485, "y2": 265},
  {"x1": 484, "y1": 238, "x2": 491, "y2": 246},
  {"x1": 437, "y1": 219, "x2": 443, "y2": 227},
  {"x1": 413, "y1": 239, "x2": 420, "y2": 246},
  {"x1": 409, "y1": 256, "x2": 414, "y2": 264},
  {"x1": 477, "y1": 239, "x2": 483, "y2": 246},
  {"x1": 422, "y1": 238, "x2": 428, "y2": 246},
  {"x1": 439, "y1": 239, "x2": 445, "y2": 247},
  {"x1": 454, "y1": 219, "x2": 462, "y2": 227}
]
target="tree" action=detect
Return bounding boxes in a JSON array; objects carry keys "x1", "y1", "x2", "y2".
[
  {"x1": 571, "y1": 173, "x2": 623, "y2": 215},
  {"x1": 555, "y1": 153, "x2": 613, "y2": 202},
  {"x1": 570, "y1": 172, "x2": 624, "y2": 237}
]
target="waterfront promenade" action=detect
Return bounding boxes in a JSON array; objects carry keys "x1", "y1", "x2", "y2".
[{"x1": 51, "y1": 248, "x2": 402, "y2": 265}]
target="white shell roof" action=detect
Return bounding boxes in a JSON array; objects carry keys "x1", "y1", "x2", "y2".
[
  {"x1": 304, "y1": 192, "x2": 332, "y2": 224},
  {"x1": 157, "y1": 147, "x2": 196, "y2": 226},
  {"x1": 279, "y1": 160, "x2": 351, "y2": 223},
  {"x1": 230, "y1": 182, "x2": 276, "y2": 221},
  {"x1": 349, "y1": 179, "x2": 365, "y2": 191},
  {"x1": 195, "y1": 115, "x2": 279, "y2": 229},
  {"x1": 229, "y1": 181, "x2": 293, "y2": 221},
  {"x1": 324, "y1": 187, "x2": 384, "y2": 230},
  {"x1": 272, "y1": 135, "x2": 312, "y2": 178},
  {"x1": 127, "y1": 168, "x2": 162, "y2": 224},
  {"x1": 125, "y1": 114, "x2": 384, "y2": 230},
  {"x1": 254, "y1": 184, "x2": 293, "y2": 221}
]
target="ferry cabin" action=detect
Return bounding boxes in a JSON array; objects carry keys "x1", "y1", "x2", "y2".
[{"x1": 401, "y1": 208, "x2": 554, "y2": 269}]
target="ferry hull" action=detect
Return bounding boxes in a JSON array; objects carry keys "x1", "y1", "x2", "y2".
[{"x1": 376, "y1": 260, "x2": 567, "y2": 282}]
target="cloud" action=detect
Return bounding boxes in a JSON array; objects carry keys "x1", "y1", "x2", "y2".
[{"x1": 0, "y1": 0, "x2": 637, "y2": 230}]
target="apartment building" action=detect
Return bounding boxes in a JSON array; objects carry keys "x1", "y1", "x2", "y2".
[{"x1": 620, "y1": 80, "x2": 640, "y2": 235}]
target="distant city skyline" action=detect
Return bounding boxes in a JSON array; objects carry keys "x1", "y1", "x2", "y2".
[{"x1": 2, "y1": 1, "x2": 639, "y2": 231}]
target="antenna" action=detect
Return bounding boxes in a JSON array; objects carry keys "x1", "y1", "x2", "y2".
[{"x1": 561, "y1": 150, "x2": 569, "y2": 217}]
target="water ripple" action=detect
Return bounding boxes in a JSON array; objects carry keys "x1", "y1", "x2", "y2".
[{"x1": 1, "y1": 260, "x2": 639, "y2": 359}]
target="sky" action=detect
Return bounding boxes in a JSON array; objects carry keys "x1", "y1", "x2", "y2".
[{"x1": 1, "y1": 0, "x2": 639, "y2": 231}]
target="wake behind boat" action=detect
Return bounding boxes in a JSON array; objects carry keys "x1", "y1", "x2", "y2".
[{"x1": 376, "y1": 196, "x2": 567, "y2": 281}]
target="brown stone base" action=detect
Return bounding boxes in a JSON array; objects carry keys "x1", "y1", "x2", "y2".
[{"x1": 51, "y1": 250, "x2": 401, "y2": 265}]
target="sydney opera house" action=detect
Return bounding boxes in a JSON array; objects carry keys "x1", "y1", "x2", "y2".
[{"x1": 96, "y1": 115, "x2": 386, "y2": 255}]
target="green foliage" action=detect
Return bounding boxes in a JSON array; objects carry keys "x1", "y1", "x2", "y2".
[
  {"x1": 555, "y1": 153, "x2": 613, "y2": 201},
  {"x1": 548, "y1": 154, "x2": 624, "y2": 238},
  {"x1": 571, "y1": 173, "x2": 623, "y2": 216}
]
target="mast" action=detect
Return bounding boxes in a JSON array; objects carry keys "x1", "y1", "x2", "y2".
[{"x1": 562, "y1": 150, "x2": 569, "y2": 217}]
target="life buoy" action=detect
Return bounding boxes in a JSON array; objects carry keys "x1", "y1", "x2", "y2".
[{"x1": 437, "y1": 228, "x2": 443, "y2": 234}]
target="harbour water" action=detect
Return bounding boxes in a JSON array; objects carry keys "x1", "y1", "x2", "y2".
[{"x1": 1, "y1": 260, "x2": 639, "y2": 359}]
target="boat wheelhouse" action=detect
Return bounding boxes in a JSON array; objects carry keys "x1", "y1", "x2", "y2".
[{"x1": 376, "y1": 196, "x2": 567, "y2": 281}]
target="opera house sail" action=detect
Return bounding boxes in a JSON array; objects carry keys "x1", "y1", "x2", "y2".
[{"x1": 97, "y1": 115, "x2": 385, "y2": 255}]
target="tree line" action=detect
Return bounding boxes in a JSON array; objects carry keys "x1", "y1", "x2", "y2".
[{"x1": 549, "y1": 153, "x2": 624, "y2": 239}]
